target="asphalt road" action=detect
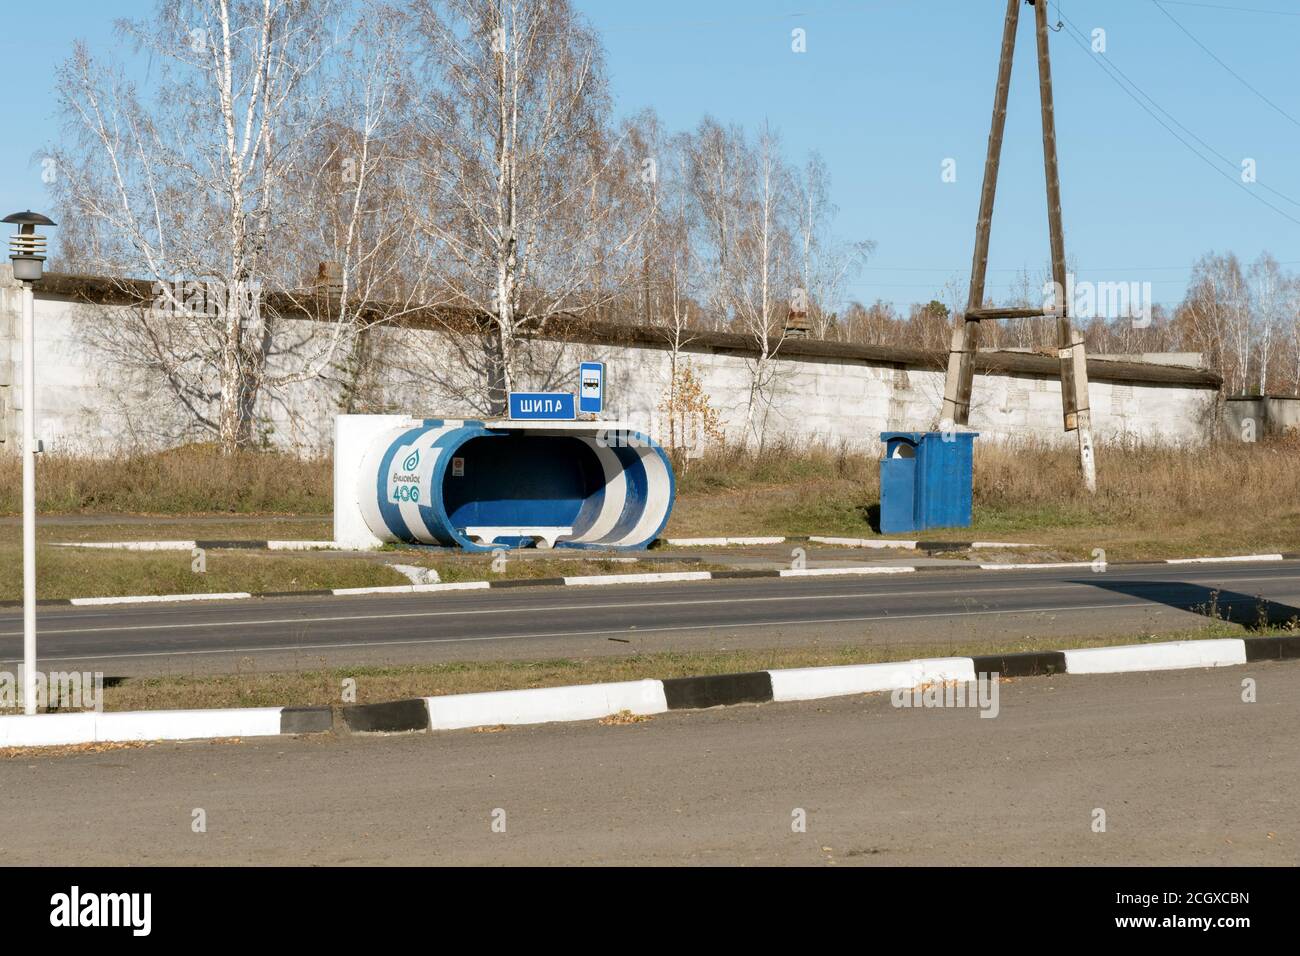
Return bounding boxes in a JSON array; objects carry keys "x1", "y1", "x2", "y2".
[
  {"x1": 2, "y1": 562, "x2": 1299, "y2": 675},
  {"x1": 2, "y1": 665, "x2": 1295, "y2": 865}
]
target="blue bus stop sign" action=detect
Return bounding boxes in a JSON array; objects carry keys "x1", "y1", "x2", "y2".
[
  {"x1": 578, "y1": 362, "x2": 604, "y2": 414},
  {"x1": 508, "y1": 392, "x2": 575, "y2": 420}
]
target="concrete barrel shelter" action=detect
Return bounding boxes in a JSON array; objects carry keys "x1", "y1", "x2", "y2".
[{"x1": 334, "y1": 415, "x2": 675, "y2": 551}]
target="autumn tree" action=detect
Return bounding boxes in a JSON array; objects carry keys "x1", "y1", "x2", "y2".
[
  {"x1": 402, "y1": 0, "x2": 645, "y2": 414},
  {"x1": 52, "y1": 0, "x2": 404, "y2": 451}
]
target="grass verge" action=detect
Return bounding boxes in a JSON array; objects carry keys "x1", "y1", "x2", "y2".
[
  {"x1": 0, "y1": 541, "x2": 717, "y2": 601},
  {"x1": 92, "y1": 622, "x2": 1283, "y2": 712}
]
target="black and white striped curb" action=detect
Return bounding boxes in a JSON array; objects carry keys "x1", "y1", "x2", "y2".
[
  {"x1": 974, "y1": 552, "x2": 1294, "y2": 570},
  {"x1": 65, "y1": 535, "x2": 1032, "y2": 552},
  {"x1": 664, "y1": 535, "x2": 1036, "y2": 550},
  {"x1": 5, "y1": 551, "x2": 1298, "y2": 609},
  {"x1": 0, "y1": 565, "x2": 912, "y2": 608},
  {"x1": 3, "y1": 635, "x2": 1296, "y2": 748},
  {"x1": 51, "y1": 539, "x2": 338, "y2": 552}
]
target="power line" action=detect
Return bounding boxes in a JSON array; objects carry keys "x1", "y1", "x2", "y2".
[
  {"x1": 859, "y1": 261, "x2": 1300, "y2": 274},
  {"x1": 1057, "y1": 14, "x2": 1300, "y2": 226},
  {"x1": 1059, "y1": 14, "x2": 1300, "y2": 209},
  {"x1": 1157, "y1": 1, "x2": 1300, "y2": 15},
  {"x1": 1150, "y1": 0, "x2": 1300, "y2": 129},
  {"x1": 843, "y1": 279, "x2": 1199, "y2": 290},
  {"x1": 587, "y1": 1, "x2": 897, "y2": 34}
]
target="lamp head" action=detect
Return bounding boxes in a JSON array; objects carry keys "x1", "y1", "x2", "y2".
[{"x1": 4, "y1": 210, "x2": 57, "y2": 282}]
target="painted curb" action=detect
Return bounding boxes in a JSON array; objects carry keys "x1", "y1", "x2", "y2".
[
  {"x1": 1164, "y1": 553, "x2": 1285, "y2": 564},
  {"x1": 1244, "y1": 635, "x2": 1300, "y2": 661},
  {"x1": 65, "y1": 535, "x2": 1040, "y2": 552},
  {"x1": 661, "y1": 671, "x2": 774, "y2": 709},
  {"x1": 54, "y1": 540, "x2": 198, "y2": 552},
  {"x1": 54, "y1": 539, "x2": 342, "y2": 552},
  {"x1": 0, "y1": 707, "x2": 284, "y2": 748},
  {"x1": 978, "y1": 561, "x2": 1099, "y2": 571},
  {"x1": 970, "y1": 650, "x2": 1067, "y2": 677},
  {"x1": 6, "y1": 552, "x2": 1297, "y2": 610},
  {"x1": 779, "y1": 566, "x2": 915, "y2": 578},
  {"x1": 341, "y1": 699, "x2": 430, "y2": 734},
  {"x1": 562, "y1": 571, "x2": 713, "y2": 587},
  {"x1": 745, "y1": 535, "x2": 1037, "y2": 551},
  {"x1": 280, "y1": 706, "x2": 333, "y2": 734},
  {"x1": 664, "y1": 536, "x2": 787, "y2": 547},
  {"x1": 3, "y1": 636, "x2": 1298, "y2": 748},
  {"x1": 426, "y1": 679, "x2": 668, "y2": 730},
  {"x1": 768, "y1": 657, "x2": 974, "y2": 703},
  {"x1": 1062, "y1": 638, "x2": 1247, "y2": 675},
  {"x1": 69, "y1": 591, "x2": 255, "y2": 606},
  {"x1": 331, "y1": 581, "x2": 489, "y2": 597},
  {"x1": 807, "y1": 536, "x2": 917, "y2": 550}
]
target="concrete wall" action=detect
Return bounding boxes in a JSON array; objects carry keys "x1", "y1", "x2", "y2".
[
  {"x1": 1223, "y1": 396, "x2": 1300, "y2": 441},
  {"x1": 585, "y1": 342, "x2": 1216, "y2": 452},
  {"x1": 0, "y1": 268, "x2": 1221, "y2": 456}
]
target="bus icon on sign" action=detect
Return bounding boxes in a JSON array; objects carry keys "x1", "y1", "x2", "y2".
[{"x1": 579, "y1": 361, "x2": 604, "y2": 414}]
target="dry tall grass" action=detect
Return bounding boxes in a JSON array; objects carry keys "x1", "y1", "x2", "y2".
[
  {"x1": 974, "y1": 435, "x2": 1300, "y2": 525},
  {"x1": 669, "y1": 434, "x2": 1300, "y2": 552},
  {"x1": 0, "y1": 443, "x2": 332, "y2": 514},
  {"x1": 682, "y1": 435, "x2": 1299, "y2": 515},
  {"x1": 2, "y1": 437, "x2": 1297, "y2": 555}
]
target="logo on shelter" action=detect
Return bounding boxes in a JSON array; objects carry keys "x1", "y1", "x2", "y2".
[{"x1": 389, "y1": 443, "x2": 427, "y2": 505}]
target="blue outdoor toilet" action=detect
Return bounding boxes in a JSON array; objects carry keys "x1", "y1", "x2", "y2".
[{"x1": 879, "y1": 431, "x2": 978, "y2": 534}]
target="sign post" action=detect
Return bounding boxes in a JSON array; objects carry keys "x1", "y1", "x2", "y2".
[{"x1": 578, "y1": 362, "x2": 604, "y2": 416}]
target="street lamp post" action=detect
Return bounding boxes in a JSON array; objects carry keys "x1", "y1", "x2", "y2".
[{"x1": 5, "y1": 211, "x2": 56, "y2": 716}]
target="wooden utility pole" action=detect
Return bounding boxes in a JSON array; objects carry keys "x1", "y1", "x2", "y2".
[{"x1": 941, "y1": 0, "x2": 1097, "y2": 492}]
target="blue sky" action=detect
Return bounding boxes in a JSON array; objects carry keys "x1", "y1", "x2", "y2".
[{"x1": 3, "y1": 0, "x2": 1297, "y2": 309}]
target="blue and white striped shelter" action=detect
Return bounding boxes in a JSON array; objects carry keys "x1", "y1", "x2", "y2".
[{"x1": 352, "y1": 419, "x2": 675, "y2": 551}]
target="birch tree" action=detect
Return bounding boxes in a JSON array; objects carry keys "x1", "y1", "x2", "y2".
[
  {"x1": 1248, "y1": 253, "x2": 1284, "y2": 396},
  {"x1": 684, "y1": 117, "x2": 749, "y2": 333},
  {"x1": 404, "y1": 0, "x2": 643, "y2": 414},
  {"x1": 1287, "y1": 277, "x2": 1300, "y2": 397},
  {"x1": 52, "y1": 0, "x2": 404, "y2": 452},
  {"x1": 1180, "y1": 252, "x2": 1250, "y2": 394},
  {"x1": 653, "y1": 134, "x2": 711, "y2": 460},
  {"x1": 791, "y1": 152, "x2": 873, "y2": 340},
  {"x1": 728, "y1": 123, "x2": 794, "y2": 447}
]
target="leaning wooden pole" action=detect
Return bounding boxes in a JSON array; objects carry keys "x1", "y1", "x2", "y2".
[
  {"x1": 941, "y1": 0, "x2": 1021, "y2": 428},
  {"x1": 1033, "y1": 0, "x2": 1096, "y2": 492}
]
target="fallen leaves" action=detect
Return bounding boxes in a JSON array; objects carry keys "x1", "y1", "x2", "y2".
[{"x1": 0, "y1": 740, "x2": 155, "y2": 760}]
